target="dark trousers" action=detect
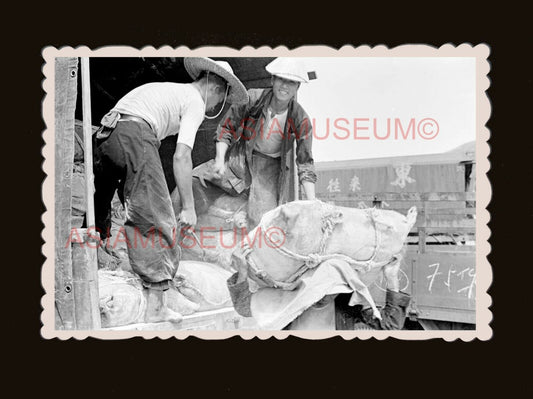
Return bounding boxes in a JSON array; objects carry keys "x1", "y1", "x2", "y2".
[{"x1": 94, "y1": 120, "x2": 179, "y2": 287}]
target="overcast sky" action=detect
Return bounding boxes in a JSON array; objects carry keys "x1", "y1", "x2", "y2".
[{"x1": 296, "y1": 57, "x2": 476, "y2": 162}]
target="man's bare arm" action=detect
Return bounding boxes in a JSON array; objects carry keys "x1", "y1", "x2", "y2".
[
  {"x1": 212, "y1": 141, "x2": 229, "y2": 177},
  {"x1": 301, "y1": 181, "x2": 316, "y2": 200},
  {"x1": 173, "y1": 143, "x2": 196, "y2": 227}
]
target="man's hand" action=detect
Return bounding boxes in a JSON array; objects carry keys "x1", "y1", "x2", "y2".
[
  {"x1": 178, "y1": 208, "x2": 197, "y2": 228},
  {"x1": 212, "y1": 158, "x2": 226, "y2": 178},
  {"x1": 173, "y1": 143, "x2": 196, "y2": 214},
  {"x1": 212, "y1": 142, "x2": 229, "y2": 178}
]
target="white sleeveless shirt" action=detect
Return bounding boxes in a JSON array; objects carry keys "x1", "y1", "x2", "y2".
[{"x1": 111, "y1": 82, "x2": 205, "y2": 148}]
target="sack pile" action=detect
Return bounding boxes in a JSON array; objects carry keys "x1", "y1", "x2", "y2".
[
  {"x1": 99, "y1": 261, "x2": 234, "y2": 328},
  {"x1": 98, "y1": 195, "x2": 234, "y2": 328}
]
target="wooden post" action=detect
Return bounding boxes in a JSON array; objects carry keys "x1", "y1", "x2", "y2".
[
  {"x1": 419, "y1": 199, "x2": 428, "y2": 254},
  {"x1": 71, "y1": 57, "x2": 101, "y2": 329},
  {"x1": 55, "y1": 57, "x2": 79, "y2": 330},
  {"x1": 81, "y1": 58, "x2": 95, "y2": 228},
  {"x1": 72, "y1": 229, "x2": 101, "y2": 329}
]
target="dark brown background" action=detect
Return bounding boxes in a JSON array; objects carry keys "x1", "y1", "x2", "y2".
[{"x1": 8, "y1": 6, "x2": 529, "y2": 396}]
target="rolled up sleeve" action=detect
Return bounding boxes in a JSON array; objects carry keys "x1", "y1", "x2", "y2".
[{"x1": 216, "y1": 96, "x2": 250, "y2": 147}]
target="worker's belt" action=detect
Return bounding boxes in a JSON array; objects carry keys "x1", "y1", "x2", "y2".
[
  {"x1": 119, "y1": 114, "x2": 151, "y2": 128},
  {"x1": 252, "y1": 150, "x2": 280, "y2": 160}
]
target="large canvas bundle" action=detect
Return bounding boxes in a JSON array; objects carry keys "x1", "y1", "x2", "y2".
[
  {"x1": 233, "y1": 200, "x2": 417, "y2": 327},
  {"x1": 248, "y1": 200, "x2": 417, "y2": 283},
  {"x1": 97, "y1": 195, "x2": 236, "y2": 328},
  {"x1": 99, "y1": 261, "x2": 234, "y2": 328}
]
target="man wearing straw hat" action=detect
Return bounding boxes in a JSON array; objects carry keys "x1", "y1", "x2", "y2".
[
  {"x1": 93, "y1": 57, "x2": 248, "y2": 323},
  {"x1": 195, "y1": 57, "x2": 317, "y2": 229}
]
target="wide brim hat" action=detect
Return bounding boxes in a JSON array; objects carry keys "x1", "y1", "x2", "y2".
[
  {"x1": 184, "y1": 57, "x2": 248, "y2": 104},
  {"x1": 265, "y1": 58, "x2": 310, "y2": 83}
]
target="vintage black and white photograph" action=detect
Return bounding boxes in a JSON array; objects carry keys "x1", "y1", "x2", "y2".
[{"x1": 42, "y1": 45, "x2": 491, "y2": 339}]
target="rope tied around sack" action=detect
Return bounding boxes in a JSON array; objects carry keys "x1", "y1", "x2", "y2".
[{"x1": 243, "y1": 206, "x2": 392, "y2": 291}]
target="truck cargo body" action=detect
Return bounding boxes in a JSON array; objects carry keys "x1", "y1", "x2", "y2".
[{"x1": 314, "y1": 145, "x2": 476, "y2": 329}]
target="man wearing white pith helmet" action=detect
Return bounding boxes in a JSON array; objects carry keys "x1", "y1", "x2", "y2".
[
  {"x1": 199, "y1": 57, "x2": 317, "y2": 228},
  {"x1": 93, "y1": 57, "x2": 248, "y2": 323}
]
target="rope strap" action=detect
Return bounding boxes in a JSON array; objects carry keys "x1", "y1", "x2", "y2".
[{"x1": 245, "y1": 207, "x2": 389, "y2": 290}]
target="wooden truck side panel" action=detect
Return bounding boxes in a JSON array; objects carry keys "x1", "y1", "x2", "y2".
[{"x1": 315, "y1": 149, "x2": 476, "y2": 328}]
